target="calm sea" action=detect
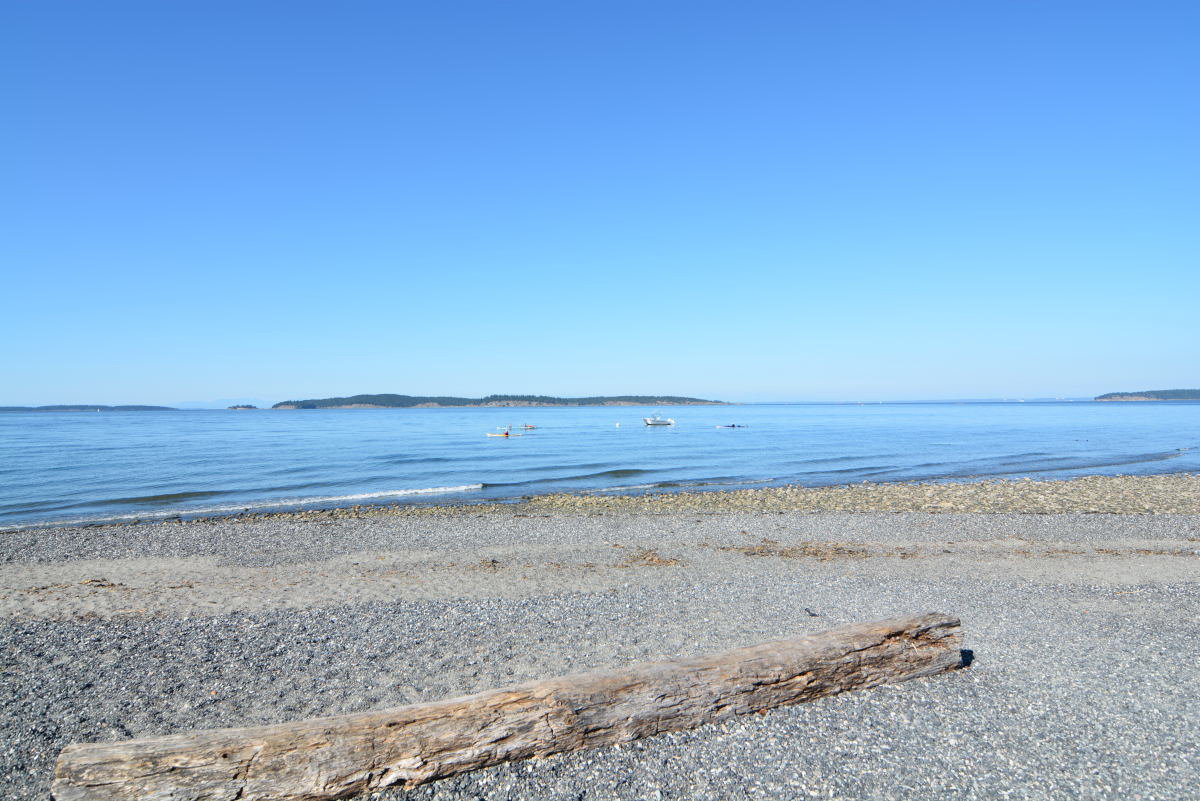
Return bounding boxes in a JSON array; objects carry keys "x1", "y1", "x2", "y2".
[{"x1": 1, "y1": 402, "x2": 1197, "y2": 529}]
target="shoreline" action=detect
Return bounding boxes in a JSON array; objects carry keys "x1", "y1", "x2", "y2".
[{"x1": 6, "y1": 473, "x2": 1196, "y2": 533}]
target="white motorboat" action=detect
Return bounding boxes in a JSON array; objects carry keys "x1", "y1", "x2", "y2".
[{"x1": 643, "y1": 415, "x2": 674, "y2": 426}]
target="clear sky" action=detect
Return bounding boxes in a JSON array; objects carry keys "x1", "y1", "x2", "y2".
[{"x1": 5, "y1": 1, "x2": 1197, "y2": 405}]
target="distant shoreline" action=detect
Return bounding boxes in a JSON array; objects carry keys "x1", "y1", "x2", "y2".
[
  {"x1": 1094, "y1": 396, "x2": 1196, "y2": 402},
  {"x1": 0, "y1": 396, "x2": 726, "y2": 412},
  {"x1": 270, "y1": 394, "x2": 726, "y2": 409},
  {"x1": 273, "y1": 401, "x2": 727, "y2": 409},
  {"x1": 1094, "y1": 389, "x2": 1200, "y2": 402},
  {"x1": 7, "y1": 473, "x2": 1197, "y2": 532},
  {"x1": 6, "y1": 393, "x2": 1200, "y2": 410},
  {"x1": 0, "y1": 405, "x2": 178, "y2": 412}
]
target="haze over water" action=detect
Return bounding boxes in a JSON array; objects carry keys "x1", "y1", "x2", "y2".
[{"x1": 1, "y1": 402, "x2": 1196, "y2": 530}]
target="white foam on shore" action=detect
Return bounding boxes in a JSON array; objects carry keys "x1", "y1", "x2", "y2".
[
  {"x1": 2, "y1": 484, "x2": 485, "y2": 530},
  {"x1": 591, "y1": 482, "x2": 663, "y2": 493}
]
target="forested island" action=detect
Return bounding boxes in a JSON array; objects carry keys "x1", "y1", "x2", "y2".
[
  {"x1": 1095, "y1": 389, "x2": 1200, "y2": 401},
  {"x1": 0, "y1": 405, "x2": 177, "y2": 412},
  {"x1": 272, "y1": 394, "x2": 724, "y2": 409}
]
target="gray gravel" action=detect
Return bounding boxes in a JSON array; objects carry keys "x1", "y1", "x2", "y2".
[
  {"x1": 5, "y1": 507, "x2": 1199, "y2": 567},
  {"x1": 3, "y1": 503, "x2": 1199, "y2": 800}
]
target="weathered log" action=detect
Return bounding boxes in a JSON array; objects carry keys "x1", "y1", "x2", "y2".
[{"x1": 53, "y1": 612, "x2": 963, "y2": 801}]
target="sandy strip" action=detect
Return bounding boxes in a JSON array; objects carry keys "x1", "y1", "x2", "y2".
[
  {"x1": 2, "y1": 511, "x2": 1199, "y2": 621},
  {"x1": 2, "y1": 475, "x2": 1199, "y2": 800}
]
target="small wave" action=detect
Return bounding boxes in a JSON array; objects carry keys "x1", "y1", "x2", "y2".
[
  {"x1": 784, "y1": 455, "x2": 887, "y2": 467},
  {"x1": 8, "y1": 481, "x2": 360, "y2": 515},
  {"x1": 1010, "y1": 450, "x2": 1181, "y2": 472},
  {"x1": 995, "y1": 455, "x2": 1079, "y2": 467},
  {"x1": 564, "y1": 468, "x2": 657, "y2": 481},
  {"x1": 376, "y1": 455, "x2": 460, "y2": 465},
  {"x1": 256, "y1": 484, "x2": 486, "y2": 505},
  {"x1": 672, "y1": 476, "x2": 770, "y2": 488},
  {"x1": 591, "y1": 476, "x2": 777, "y2": 494},
  {"x1": 932, "y1": 450, "x2": 1184, "y2": 480},
  {"x1": 802, "y1": 464, "x2": 899, "y2": 476},
  {"x1": 512, "y1": 461, "x2": 614, "y2": 473},
  {"x1": 5, "y1": 484, "x2": 485, "y2": 530},
  {"x1": 483, "y1": 468, "x2": 657, "y2": 488},
  {"x1": 89, "y1": 490, "x2": 230, "y2": 507},
  {"x1": 591, "y1": 482, "x2": 669, "y2": 493},
  {"x1": 0, "y1": 498, "x2": 92, "y2": 515},
  {"x1": 251, "y1": 480, "x2": 349, "y2": 494}
]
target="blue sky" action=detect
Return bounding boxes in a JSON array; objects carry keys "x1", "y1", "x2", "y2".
[{"x1": 5, "y1": 1, "x2": 1197, "y2": 405}]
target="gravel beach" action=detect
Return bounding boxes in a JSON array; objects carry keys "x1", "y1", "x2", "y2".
[{"x1": 3, "y1": 474, "x2": 1199, "y2": 800}]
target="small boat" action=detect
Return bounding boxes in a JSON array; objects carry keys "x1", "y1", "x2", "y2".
[
  {"x1": 486, "y1": 431, "x2": 523, "y2": 437},
  {"x1": 643, "y1": 415, "x2": 674, "y2": 426},
  {"x1": 519, "y1": 424, "x2": 536, "y2": 430},
  {"x1": 716, "y1": 424, "x2": 746, "y2": 428}
]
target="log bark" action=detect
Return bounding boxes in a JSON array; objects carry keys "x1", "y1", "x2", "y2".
[{"x1": 53, "y1": 612, "x2": 963, "y2": 801}]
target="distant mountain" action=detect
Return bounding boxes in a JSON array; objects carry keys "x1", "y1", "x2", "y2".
[
  {"x1": 0, "y1": 405, "x2": 178, "y2": 412},
  {"x1": 272, "y1": 393, "x2": 724, "y2": 409},
  {"x1": 1095, "y1": 389, "x2": 1200, "y2": 401}
]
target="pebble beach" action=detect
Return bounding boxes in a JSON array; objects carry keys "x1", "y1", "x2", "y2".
[{"x1": 4, "y1": 474, "x2": 1199, "y2": 800}]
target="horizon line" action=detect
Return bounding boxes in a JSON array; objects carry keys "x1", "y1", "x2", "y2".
[{"x1": 2, "y1": 395, "x2": 1118, "y2": 410}]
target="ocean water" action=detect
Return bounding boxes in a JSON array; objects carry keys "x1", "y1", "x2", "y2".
[{"x1": 0, "y1": 402, "x2": 1197, "y2": 529}]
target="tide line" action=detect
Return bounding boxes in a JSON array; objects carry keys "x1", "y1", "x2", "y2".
[{"x1": 1, "y1": 484, "x2": 485, "y2": 531}]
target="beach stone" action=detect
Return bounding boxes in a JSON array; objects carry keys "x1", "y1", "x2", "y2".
[{"x1": 1, "y1": 476, "x2": 1198, "y2": 800}]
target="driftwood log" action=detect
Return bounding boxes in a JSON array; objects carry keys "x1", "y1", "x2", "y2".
[{"x1": 53, "y1": 612, "x2": 964, "y2": 801}]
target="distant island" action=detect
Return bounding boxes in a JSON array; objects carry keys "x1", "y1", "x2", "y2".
[
  {"x1": 271, "y1": 394, "x2": 725, "y2": 409},
  {"x1": 0, "y1": 404, "x2": 178, "y2": 412},
  {"x1": 1095, "y1": 389, "x2": 1200, "y2": 401},
  {"x1": 227, "y1": 404, "x2": 259, "y2": 410}
]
